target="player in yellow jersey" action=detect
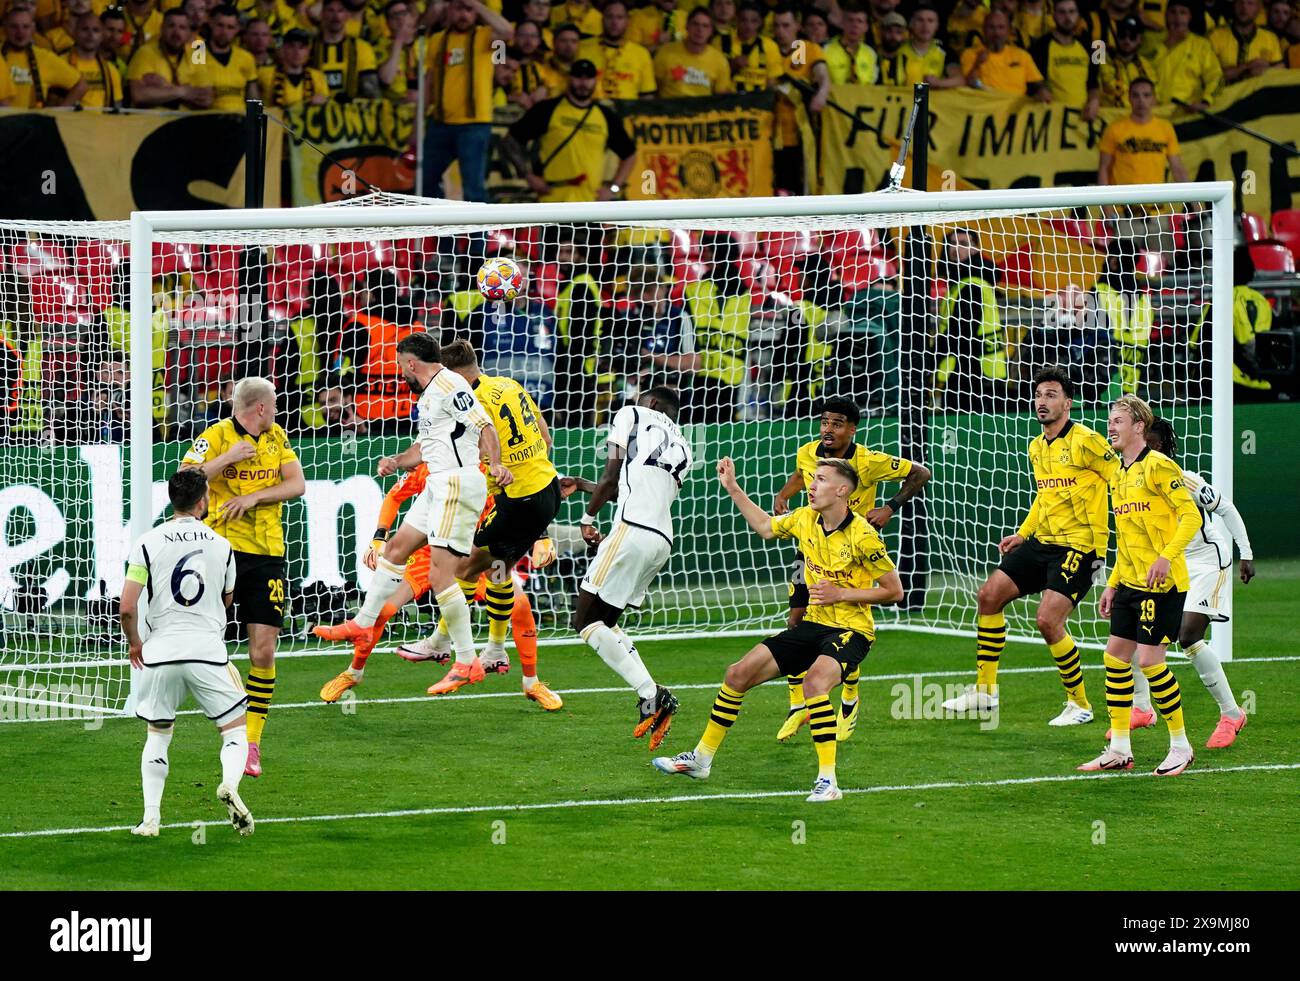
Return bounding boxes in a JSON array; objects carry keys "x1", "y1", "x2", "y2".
[
  {"x1": 771, "y1": 396, "x2": 930, "y2": 742},
  {"x1": 1080, "y1": 395, "x2": 1201, "y2": 776},
  {"x1": 407, "y1": 340, "x2": 563, "y2": 694},
  {"x1": 943, "y1": 366, "x2": 1120, "y2": 724},
  {"x1": 653, "y1": 457, "x2": 903, "y2": 802},
  {"x1": 181, "y1": 377, "x2": 305, "y2": 778}
]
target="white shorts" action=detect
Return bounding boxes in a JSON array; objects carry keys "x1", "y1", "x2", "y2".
[
  {"x1": 403, "y1": 467, "x2": 488, "y2": 557},
  {"x1": 134, "y1": 640, "x2": 247, "y2": 726},
  {"x1": 1186, "y1": 563, "x2": 1232, "y2": 623},
  {"x1": 580, "y1": 521, "x2": 671, "y2": 610}
]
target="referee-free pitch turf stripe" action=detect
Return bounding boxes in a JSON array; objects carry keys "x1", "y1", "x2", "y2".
[{"x1": 3, "y1": 763, "x2": 1298, "y2": 840}]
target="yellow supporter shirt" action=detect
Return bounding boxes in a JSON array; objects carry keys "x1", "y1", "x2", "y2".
[
  {"x1": 627, "y1": 5, "x2": 685, "y2": 49},
  {"x1": 795, "y1": 440, "x2": 913, "y2": 519},
  {"x1": 946, "y1": 4, "x2": 987, "y2": 54},
  {"x1": 775, "y1": 39, "x2": 824, "y2": 147},
  {"x1": 578, "y1": 36, "x2": 656, "y2": 100},
  {"x1": 118, "y1": 7, "x2": 163, "y2": 62},
  {"x1": 126, "y1": 40, "x2": 212, "y2": 108},
  {"x1": 258, "y1": 65, "x2": 329, "y2": 108},
  {"x1": 200, "y1": 42, "x2": 257, "y2": 112},
  {"x1": 1107, "y1": 447, "x2": 1201, "y2": 593},
  {"x1": 43, "y1": 26, "x2": 75, "y2": 55},
  {"x1": 181, "y1": 417, "x2": 299, "y2": 557},
  {"x1": 67, "y1": 49, "x2": 123, "y2": 107},
  {"x1": 771, "y1": 506, "x2": 897, "y2": 641},
  {"x1": 1015, "y1": 5, "x2": 1051, "y2": 48},
  {"x1": 3, "y1": 43, "x2": 84, "y2": 107},
  {"x1": 472, "y1": 374, "x2": 558, "y2": 498},
  {"x1": 1208, "y1": 25, "x2": 1282, "y2": 68},
  {"x1": 550, "y1": 1, "x2": 602, "y2": 36},
  {"x1": 1098, "y1": 54, "x2": 1159, "y2": 107},
  {"x1": 719, "y1": 33, "x2": 782, "y2": 92},
  {"x1": 509, "y1": 92, "x2": 636, "y2": 200},
  {"x1": 898, "y1": 42, "x2": 950, "y2": 85},
  {"x1": 511, "y1": 57, "x2": 565, "y2": 99},
  {"x1": 1017, "y1": 421, "x2": 1120, "y2": 556},
  {"x1": 1154, "y1": 32, "x2": 1223, "y2": 104},
  {"x1": 0, "y1": 58, "x2": 14, "y2": 102},
  {"x1": 426, "y1": 24, "x2": 495, "y2": 123},
  {"x1": 1030, "y1": 35, "x2": 1096, "y2": 106},
  {"x1": 1099, "y1": 115, "x2": 1180, "y2": 186},
  {"x1": 653, "y1": 40, "x2": 733, "y2": 96},
  {"x1": 960, "y1": 43, "x2": 1043, "y2": 95},
  {"x1": 236, "y1": 0, "x2": 300, "y2": 38},
  {"x1": 823, "y1": 37, "x2": 879, "y2": 84},
  {"x1": 311, "y1": 35, "x2": 378, "y2": 98}
]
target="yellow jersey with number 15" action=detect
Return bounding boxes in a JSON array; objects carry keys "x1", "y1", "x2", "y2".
[{"x1": 472, "y1": 374, "x2": 557, "y2": 498}]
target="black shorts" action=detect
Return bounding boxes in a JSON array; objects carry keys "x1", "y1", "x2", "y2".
[
  {"x1": 789, "y1": 547, "x2": 809, "y2": 609},
  {"x1": 998, "y1": 538, "x2": 1099, "y2": 606},
  {"x1": 232, "y1": 552, "x2": 287, "y2": 629},
  {"x1": 1110, "y1": 584, "x2": 1185, "y2": 645},
  {"x1": 474, "y1": 477, "x2": 562, "y2": 566},
  {"x1": 762, "y1": 621, "x2": 872, "y2": 681}
]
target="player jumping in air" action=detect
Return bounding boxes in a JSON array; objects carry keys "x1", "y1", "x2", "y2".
[
  {"x1": 1080, "y1": 395, "x2": 1201, "y2": 776},
  {"x1": 314, "y1": 460, "x2": 564, "y2": 710},
  {"x1": 121, "y1": 469, "x2": 254, "y2": 837},
  {"x1": 654, "y1": 457, "x2": 903, "y2": 802},
  {"x1": 942, "y1": 366, "x2": 1118, "y2": 725},
  {"x1": 568, "y1": 386, "x2": 691, "y2": 750},
  {"x1": 182, "y1": 376, "x2": 306, "y2": 778},
  {"x1": 1132, "y1": 417, "x2": 1255, "y2": 749},
  {"x1": 771, "y1": 396, "x2": 930, "y2": 742},
  {"x1": 321, "y1": 333, "x2": 512, "y2": 685}
]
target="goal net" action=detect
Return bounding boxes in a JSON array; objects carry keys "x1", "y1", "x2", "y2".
[{"x1": 0, "y1": 185, "x2": 1232, "y2": 719}]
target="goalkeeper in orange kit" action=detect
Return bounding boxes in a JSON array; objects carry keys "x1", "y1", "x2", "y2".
[{"x1": 313, "y1": 462, "x2": 563, "y2": 710}]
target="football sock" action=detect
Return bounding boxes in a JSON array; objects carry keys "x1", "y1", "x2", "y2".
[
  {"x1": 512, "y1": 590, "x2": 539, "y2": 689},
  {"x1": 976, "y1": 612, "x2": 1006, "y2": 696},
  {"x1": 141, "y1": 728, "x2": 172, "y2": 823},
  {"x1": 1142, "y1": 662, "x2": 1191, "y2": 750},
  {"x1": 433, "y1": 579, "x2": 479, "y2": 641},
  {"x1": 486, "y1": 580, "x2": 513, "y2": 647},
  {"x1": 352, "y1": 601, "x2": 397, "y2": 672},
  {"x1": 1131, "y1": 663, "x2": 1154, "y2": 713},
  {"x1": 436, "y1": 583, "x2": 477, "y2": 666},
  {"x1": 610, "y1": 625, "x2": 642, "y2": 667},
  {"x1": 695, "y1": 684, "x2": 745, "y2": 765},
  {"x1": 219, "y1": 724, "x2": 247, "y2": 790},
  {"x1": 806, "y1": 693, "x2": 837, "y2": 779},
  {"x1": 787, "y1": 672, "x2": 806, "y2": 715},
  {"x1": 1104, "y1": 653, "x2": 1133, "y2": 756},
  {"x1": 581, "y1": 622, "x2": 655, "y2": 698},
  {"x1": 1185, "y1": 640, "x2": 1241, "y2": 717},
  {"x1": 841, "y1": 667, "x2": 860, "y2": 707},
  {"x1": 356, "y1": 557, "x2": 405, "y2": 626},
  {"x1": 245, "y1": 664, "x2": 275, "y2": 745},
  {"x1": 1048, "y1": 634, "x2": 1089, "y2": 708}
]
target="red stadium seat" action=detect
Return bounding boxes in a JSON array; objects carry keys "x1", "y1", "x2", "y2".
[
  {"x1": 839, "y1": 249, "x2": 897, "y2": 290},
  {"x1": 8, "y1": 239, "x2": 71, "y2": 276},
  {"x1": 1248, "y1": 242, "x2": 1296, "y2": 273},
  {"x1": 1269, "y1": 209, "x2": 1300, "y2": 265},
  {"x1": 1138, "y1": 250, "x2": 1166, "y2": 278},
  {"x1": 1240, "y1": 212, "x2": 1268, "y2": 243},
  {"x1": 821, "y1": 229, "x2": 881, "y2": 256}
]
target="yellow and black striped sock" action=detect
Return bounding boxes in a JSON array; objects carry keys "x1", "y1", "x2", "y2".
[
  {"x1": 245, "y1": 664, "x2": 276, "y2": 745},
  {"x1": 976, "y1": 612, "x2": 1006, "y2": 696},
  {"x1": 485, "y1": 580, "x2": 513, "y2": 646},
  {"x1": 1142, "y1": 662, "x2": 1186, "y2": 737},
  {"x1": 697, "y1": 684, "x2": 745, "y2": 761},
  {"x1": 436, "y1": 578, "x2": 481, "y2": 638},
  {"x1": 787, "y1": 672, "x2": 806, "y2": 714},
  {"x1": 841, "y1": 667, "x2": 860, "y2": 706},
  {"x1": 1104, "y1": 652, "x2": 1133, "y2": 747},
  {"x1": 1048, "y1": 634, "x2": 1089, "y2": 708},
  {"x1": 806, "y1": 693, "x2": 837, "y2": 778}
]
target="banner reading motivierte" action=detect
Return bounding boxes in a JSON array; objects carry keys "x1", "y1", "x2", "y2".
[
  {"x1": 616, "y1": 91, "x2": 775, "y2": 200},
  {"x1": 814, "y1": 70, "x2": 1300, "y2": 215}
]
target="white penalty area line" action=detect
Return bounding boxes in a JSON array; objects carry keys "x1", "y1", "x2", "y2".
[
  {"x1": 4, "y1": 655, "x2": 1297, "y2": 724},
  {"x1": 4, "y1": 762, "x2": 1298, "y2": 840}
]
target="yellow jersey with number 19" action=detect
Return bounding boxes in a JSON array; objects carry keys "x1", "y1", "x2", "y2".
[
  {"x1": 1107, "y1": 447, "x2": 1201, "y2": 593},
  {"x1": 471, "y1": 374, "x2": 557, "y2": 498},
  {"x1": 1018, "y1": 420, "x2": 1119, "y2": 555},
  {"x1": 181, "y1": 416, "x2": 298, "y2": 556},
  {"x1": 771, "y1": 506, "x2": 896, "y2": 640}
]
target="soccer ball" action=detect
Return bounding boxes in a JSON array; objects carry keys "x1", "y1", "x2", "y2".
[{"x1": 477, "y1": 256, "x2": 524, "y2": 302}]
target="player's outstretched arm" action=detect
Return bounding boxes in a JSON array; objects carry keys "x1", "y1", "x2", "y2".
[
  {"x1": 773, "y1": 469, "x2": 803, "y2": 515},
  {"x1": 867, "y1": 461, "x2": 932, "y2": 528},
  {"x1": 560, "y1": 475, "x2": 600, "y2": 497},
  {"x1": 718, "y1": 457, "x2": 776, "y2": 539}
]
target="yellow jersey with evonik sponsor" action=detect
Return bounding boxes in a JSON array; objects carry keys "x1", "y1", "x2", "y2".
[{"x1": 1017, "y1": 420, "x2": 1119, "y2": 555}]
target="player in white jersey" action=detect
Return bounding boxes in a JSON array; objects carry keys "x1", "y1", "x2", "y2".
[
  {"x1": 120, "y1": 469, "x2": 254, "y2": 838},
  {"x1": 324, "y1": 333, "x2": 511, "y2": 689},
  {"x1": 566, "y1": 387, "x2": 692, "y2": 749},
  {"x1": 1132, "y1": 419, "x2": 1257, "y2": 748}
]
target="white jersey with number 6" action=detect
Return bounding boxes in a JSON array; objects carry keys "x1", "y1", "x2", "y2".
[
  {"x1": 127, "y1": 516, "x2": 236, "y2": 664},
  {"x1": 609, "y1": 404, "x2": 691, "y2": 544}
]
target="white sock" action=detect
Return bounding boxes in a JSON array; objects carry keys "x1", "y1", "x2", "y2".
[
  {"x1": 582, "y1": 622, "x2": 655, "y2": 698},
  {"x1": 219, "y1": 724, "x2": 247, "y2": 790},
  {"x1": 141, "y1": 729, "x2": 173, "y2": 823},
  {"x1": 357, "y1": 557, "x2": 406, "y2": 626},
  {"x1": 1185, "y1": 640, "x2": 1240, "y2": 717},
  {"x1": 437, "y1": 584, "x2": 477, "y2": 666},
  {"x1": 1168, "y1": 728, "x2": 1192, "y2": 751},
  {"x1": 521, "y1": 673, "x2": 537, "y2": 690},
  {"x1": 346, "y1": 666, "x2": 364, "y2": 680},
  {"x1": 1109, "y1": 731, "x2": 1132, "y2": 756},
  {"x1": 1131, "y1": 665, "x2": 1153, "y2": 713},
  {"x1": 694, "y1": 743, "x2": 715, "y2": 766}
]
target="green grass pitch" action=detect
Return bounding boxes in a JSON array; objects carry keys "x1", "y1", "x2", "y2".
[{"x1": 2, "y1": 563, "x2": 1298, "y2": 891}]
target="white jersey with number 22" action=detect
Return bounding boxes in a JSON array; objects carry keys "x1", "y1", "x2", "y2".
[{"x1": 608, "y1": 404, "x2": 691, "y2": 543}]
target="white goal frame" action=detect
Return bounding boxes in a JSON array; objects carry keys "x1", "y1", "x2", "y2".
[{"x1": 128, "y1": 182, "x2": 1236, "y2": 659}]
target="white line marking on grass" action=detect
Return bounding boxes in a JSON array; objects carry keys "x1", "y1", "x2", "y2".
[
  {"x1": 3, "y1": 762, "x2": 1297, "y2": 840},
  {"x1": 3, "y1": 655, "x2": 1296, "y2": 724}
]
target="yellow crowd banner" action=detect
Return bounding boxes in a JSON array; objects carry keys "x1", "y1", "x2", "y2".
[
  {"x1": 616, "y1": 91, "x2": 775, "y2": 200},
  {"x1": 0, "y1": 107, "x2": 281, "y2": 219},
  {"x1": 281, "y1": 98, "x2": 416, "y2": 206},
  {"x1": 814, "y1": 70, "x2": 1300, "y2": 216}
]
